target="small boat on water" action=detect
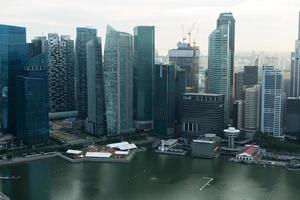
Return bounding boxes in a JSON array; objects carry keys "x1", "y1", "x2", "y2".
[{"x1": 285, "y1": 160, "x2": 300, "y2": 171}]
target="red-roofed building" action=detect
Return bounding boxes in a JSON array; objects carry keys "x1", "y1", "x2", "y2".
[{"x1": 236, "y1": 145, "x2": 261, "y2": 163}]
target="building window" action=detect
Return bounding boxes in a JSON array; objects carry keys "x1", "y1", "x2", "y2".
[{"x1": 189, "y1": 123, "x2": 192, "y2": 131}]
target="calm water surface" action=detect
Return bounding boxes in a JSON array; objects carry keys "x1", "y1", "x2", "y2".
[{"x1": 1, "y1": 150, "x2": 300, "y2": 200}]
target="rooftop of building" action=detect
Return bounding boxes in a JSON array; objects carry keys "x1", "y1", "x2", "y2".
[
  {"x1": 238, "y1": 145, "x2": 259, "y2": 157},
  {"x1": 183, "y1": 93, "x2": 223, "y2": 97},
  {"x1": 193, "y1": 134, "x2": 220, "y2": 144}
]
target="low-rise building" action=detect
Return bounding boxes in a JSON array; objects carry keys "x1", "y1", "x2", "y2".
[
  {"x1": 191, "y1": 134, "x2": 221, "y2": 158},
  {"x1": 236, "y1": 145, "x2": 261, "y2": 162},
  {"x1": 158, "y1": 139, "x2": 178, "y2": 152}
]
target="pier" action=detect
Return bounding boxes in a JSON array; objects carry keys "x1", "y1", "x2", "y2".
[{"x1": 199, "y1": 177, "x2": 214, "y2": 191}]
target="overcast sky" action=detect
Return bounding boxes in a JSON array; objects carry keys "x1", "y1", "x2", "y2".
[{"x1": 1, "y1": 0, "x2": 300, "y2": 54}]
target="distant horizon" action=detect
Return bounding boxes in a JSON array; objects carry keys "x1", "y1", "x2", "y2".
[{"x1": 2, "y1": 0, "x2": 300, "y2": 54}]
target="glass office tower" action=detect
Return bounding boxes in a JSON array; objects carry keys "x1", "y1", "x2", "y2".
[
  {"x1": 217, "y1": 13, "x2": 235, "y2": 89},
  {"x1": 104, "y1": 25, "x2": 134, "y2": 136},
  {"x1": 75, "y1": 27, "x2": 97, "y2": 120},
  {"x1": 260, "y1": 66, "x2": 285, "y2": 138},
  {"x1": 16, "y1": 67, "x2": 49, "y2": 145},
  {"x1": 85, "y1": 37, "x2": 106, "y2": 136},
  {"x1": 133, "y1": 26, "x2": 155, "y2": 130},
  {"x1": 153, "y1": 64, "x2": 175, "y2": 137},
  {"x1": 0, "y1": 25, "x2": 27, "y2": 133},
  {"x1": 207, "y1": 24, "x2": 232, "y2": 123}
]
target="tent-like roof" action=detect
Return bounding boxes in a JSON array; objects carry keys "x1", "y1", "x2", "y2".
[
  {"x1": 66, "y1": 149, "x2": 82, "y2": 155},
  {"x1": 117, "y1": 143, "x2": 137, "y2": 151},
  {"x1": 85, "y1": 152, "x2": 112, "y2": 158}
]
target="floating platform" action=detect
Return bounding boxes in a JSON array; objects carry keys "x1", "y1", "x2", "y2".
[{"x1": 154, "y1": 149, "x2": 187, "y2": 156}]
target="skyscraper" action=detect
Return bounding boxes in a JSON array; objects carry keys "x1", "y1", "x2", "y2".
[
  {"x1": 48, "y1": 33, "x2": 65, "y2": 112},
  {"x1": 85, "y1": 37, "x2": 105, "y2": 136},
  {"x1": 290, "y1": 12, "x2": 300, "y2": 98},
  {"x1": 244, "y1": 66, "x2": 258, "y2": 86},
  {"x1": 207, "y1": 23, "x2": 232, "y2": 123},
  {"x1": 153, "y1": 64, "x2": 175, "y2": 137},
  {"x1": 244, "y1": 85, "x2": 260, "y2": 133},
  {"x1": 75, "y1": 27, "x2": 97, "y2": 120},
  {"x1": 234, "y1": 71, "x2": 244, "y2": 100},
  {"x1": 27, "y1": 36, "x2": 48, "y2": 67},
  {"x1": 181, "y1": 93, "x2": 224, "y2": 139},
  {"x1": 169, "y1": 42, "x2": 200, "y2": 92},
  {"x1": 104, "y1": 25, "x2": 134, "y2": 136},
  {"x1": 217, "y1": 13, "x2": 235, "y2": 89},
  {"x1": 133, "y1": 26, "x2": 155, "y2": 130},
  {"x1": 16, "y1": 67, "x2": 49, "y2": 145},
  {"x1": 61, "y1": 35, "x2": 76, "y2": 111},
  {"x1": 175, "y1": 68, "x2": 186, "y2": 125},
  {"x1": 0, "y1": 25, "x2": 27, "y2": 133},
  {"x1": 261, "y1": 66, "x2": 285, "y2": 138},
  {"x1": 286, "y1": 97, "x2": 300, "y2": 138},
  {"x1": 48, "y1": 34, "x2": 75, "y2": 112}
]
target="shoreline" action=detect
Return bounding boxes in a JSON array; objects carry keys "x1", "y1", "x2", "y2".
[
  {"x1": 0, "y1": 148, "x2": 147, "y2": 167},
  {"x1": 0, "y1": 153, "x2": 59, "y2": 166}
]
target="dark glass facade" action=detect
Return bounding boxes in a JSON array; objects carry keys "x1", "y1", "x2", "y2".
[
  {"x1": 244, "y1": 66, "x2": 258, "y2": 86},
  {"x1": 234, "y1": 71, "x2": 244, "y2": 100},
  {"x1": 181, "y1": 93, "x2": 225, "y2": 139},
  {"x1": 153, "y1": 64, "x2": 175, "y2": 137},
  {"x1": 175, "y1": 68, "x2": 186, "y2": 124},
  {"x1": 0, "y1": 25, "x2": 27, "y2": 133},
  {"x1": 286, "y1": 97, "x2": 300, "y2": 137},
  {"x1": 133, "y1": 26, "x2": 155, "y2": 122},
  {"x1": 86, "y1": 37, "x2": 106, "y2": 136},
  {"x1": 16, "y1": 67, "x2": 49, "y2": 145},
  {"x1": 75, "y1": 27, "x2": 97, "y2": 120}
]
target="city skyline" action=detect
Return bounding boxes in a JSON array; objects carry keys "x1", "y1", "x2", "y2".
[{"x1": 1, "y1": 0, "x2": 300, "y2": 54}]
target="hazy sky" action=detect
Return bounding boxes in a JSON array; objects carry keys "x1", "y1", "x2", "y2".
[{"x1": 1, "y1": 0, "x2": 300, "y2": 54}]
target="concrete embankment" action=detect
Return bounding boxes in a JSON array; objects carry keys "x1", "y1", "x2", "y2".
[
  {"x1": 58, "y1": 149, "x2": 138, "y2": 163},
  {"x1": 0, "y1": 148, "x2": 146, "y2": 166},
  {"x1": 0, "y1": 153, "x2": 58, "y2": 166}
]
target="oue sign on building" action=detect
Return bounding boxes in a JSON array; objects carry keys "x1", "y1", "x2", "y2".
[{"x1": 182, "y1": 96, "x2": 192, "y2": 100}]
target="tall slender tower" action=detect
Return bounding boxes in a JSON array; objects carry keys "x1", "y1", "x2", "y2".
[
  {"x1": 85, "y1": 37, "x2": 105, "y2": 136},
  {"x1": 104, "y1": 25, "x2": 134, "y2": 136},
  {"x1": 298, "y1": 11, "x2": 300, "y2": 40},
  {"x1": 217, "y1": 13, "x2": 235, "y2": 91},
  {"x1": 0, "y1": 25, "x2": 27, "y2": 133},
  {"x1": 133, "y1": 26, "x2": 155, "y2": 130},
  {"x1": 48, "y1": 34, "x2": 75, "y2": 112},
  {"x1": 207, "y1": 23, "x2": 232, "y2": 123},
  {"x1": 75, "y1": 27, "x2": 97, "y2": 120},
  {"x1": 290, "y1": 12, "x2": 300, "y2": 97},
  {"x1": 261, "y1": 66, "x2": 285, "y2": 138}
]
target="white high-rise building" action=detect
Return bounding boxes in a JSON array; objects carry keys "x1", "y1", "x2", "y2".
[
  {"x1": 244, "y1": 84, "x2": 260, "y2": 132},
  {"x1": 261, "y1": 66, "x2": 285, "y2": 138}
]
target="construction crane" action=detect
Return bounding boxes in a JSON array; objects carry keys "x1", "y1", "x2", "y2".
[
  {"x1": 192, "y1": 28, "x2": 200, "y2": 48},
  {"x1": 187, "y1": 23, "x2": 196, "y2": 46},
  {"x1": 182, "y1": 24, "x2": 187, "y2": 43}
]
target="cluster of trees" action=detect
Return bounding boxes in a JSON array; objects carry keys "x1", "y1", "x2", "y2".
[{"x1": 253, "y1": 132, "x2": 300, "y2": 153}]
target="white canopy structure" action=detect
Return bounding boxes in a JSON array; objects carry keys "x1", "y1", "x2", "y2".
[
  {"x1": 106, "y1": 142, "x2": 137, "y2": 151},
  {"x1": 115, "y1": 151, "x2": 129, "y2": 155},
  {"x1": 117, "y1": 143, "x2": 137, "y2": 151},
  {"x1": 106, "y1": 142, "x2": 129, "y2": 149},
  {"x1": 85, "y1": 152, "x2": 112, "y2": 158},
  {"x1": 66, "y1": 149, "x2": 82, "y2": 155}
]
